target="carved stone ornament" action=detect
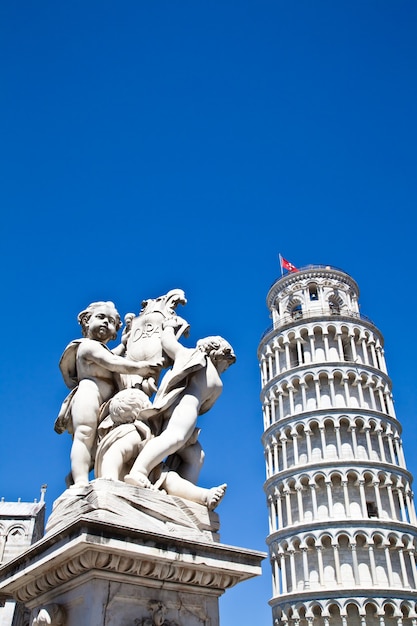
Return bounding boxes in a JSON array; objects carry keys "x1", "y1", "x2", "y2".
[
  {"x1": 124, "y1": 288, "x2": 189, "y2": 395},
  {"x1": 134, "y1": 600, "x2": 180, "y2": 626},
  {"x1": 32, "y1": 604, "x2": 66, "y2": 626}
]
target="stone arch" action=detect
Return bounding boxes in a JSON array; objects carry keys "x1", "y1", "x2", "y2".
[
  {"x1": 339, "y1": 325, "x2": 353, "y2": 361},
  {"x1": 288, "y1": 372, "x2": 303, "y2": 387},
  {"x1": 321, "y1": 415, "x2": 337, "y2": 459},
  {"x1": 287, "y1": 296, "x2": 303, "y2": 320},
  {"x1": 332, "y1": 370, "x2": 347, "y2": 407},
  {"x1": 401, "y1": 532, "x2": 415, "y2": 550},
  {"x1": 362, "y1": 600, "x2": 380, "y2": 624},
  {"x1": 308, "y1": 418, "x2": 322, "y2": 462},
  {"x1": 315, "y1": 539, "x2": 336, "y2": 591},
  {"x1": 343, "y1": 600, "x2": 363, "y2": 623},
  {"x1": 328, "y1": 291, "x2": 344, "y2": 313},
  {"x1": 307, "y1": 281, "x2": 319, "y2": 301},
  {"x1": 299, "y1": 327, "x2": 312, "y2": 365},
  {"x1": 293, "y1": 603, "x2": 308, "y2": 623},
  {"x1": 290, "y1": 376, "x2": 303, "y2": 415},
  {"x1": 316, "y1": 371, "x2": 331, "y2": 409},
  {"x1": 345, "y1": 470, "x2": 362, "y2": 518},
  {"x1": 6, "y1": 525, "x2": 26, "y2": 541},
  {"x1": 338, "y1": 415, "x2": 353, "y2": 459},
  {"x1": 323, "y1": 603, "x2": 344, "y2": 626},
  {"x1": 310, "y1": 472, "x2": 328, "y2": 520},
  {"x1": 327, "y1": 470, "x2": 345, "y2": 519},
  {"x1": 326, "y1": 324, "x2": 341, "y2": 362},
  {"x1": 355, "y1": 415, "x2": 373, "y2": 459},
  {"x1": 343, "y1": 370, "x2": 359, "y2": 407},
  {"x1": 371, "y1": 532, "x2": 390, "y2": 587},
  {"x1": 285, "y1": 331, "x2": 300, "y2": 369},
  {"x1": 400, "y1": 600, "x2": 417, "y2": 620},
  {"x1": 280, "y1": 382, "x2": 291, "y2": 418},
  {"x1": 354, "y1": 532, "x2": 373, "y2": 587},
  {"x1": 301, "y1": 371, "x2": 318, "y2": 413},
  {"x1": 386, "y1": 534, "x2": 404, "y2": 588},
  {"x1": 381, "y1": 600, "x2": 403, "y2": 625}
]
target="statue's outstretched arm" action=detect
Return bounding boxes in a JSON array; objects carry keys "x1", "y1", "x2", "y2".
[
  {"x1": 85, "y1": 342, "x2": 159, "y2": 376},
  {"x1": 160, "y1": 322, "x2": 187, "y2": 361}
]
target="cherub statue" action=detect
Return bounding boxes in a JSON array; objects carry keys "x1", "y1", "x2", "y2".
[
  {"x1": 54, "y1": 301, "x2": 160, "y2": 488},
  {"x1": 95, "y1": 388, "x2": 227, "y2": 510},
  {"x1": 124, "y1": 317, "x2": 236, "y2": 498},
  {"x1": 95, "y1": 388, "x2": 153, "y2": 481}
]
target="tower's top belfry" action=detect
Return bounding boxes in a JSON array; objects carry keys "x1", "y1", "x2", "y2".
[{"x1": 266, "y1": 264, "x2": 362, "y2": 331}]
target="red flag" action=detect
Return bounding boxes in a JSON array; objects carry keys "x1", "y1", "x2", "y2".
[{"x1": 280, "y1": 255, "x2": 299, "y2": 273}]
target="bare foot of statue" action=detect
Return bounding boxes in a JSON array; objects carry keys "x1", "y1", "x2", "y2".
[
  {"x1": 205, "y1": 483, "x2": 227, "y2": 511},
  {"x1": 124, "y1": 472, "x2": 156, "y2": 490}
]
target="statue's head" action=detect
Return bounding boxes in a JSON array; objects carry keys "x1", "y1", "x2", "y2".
[
  {"x1": 108, "y1": 388, "x2": 152, "y2": 425},
  {"x1": 78, "y1": 301, "x2": 122, "y2": 340},
  {"x1": 196, "y1": 336, "x2": 236, "y2": 370}
]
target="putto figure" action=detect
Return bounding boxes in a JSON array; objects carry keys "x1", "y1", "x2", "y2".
[
  {"x1": 55, "y1": 301, "x2": 159, "y2": 488},
  {"x1": 54, "y1": 292, "x2": 235, "y2": 513},
  {"x1": 125, "y1": 317, "x2": 236, "y2": 492},
  {"x1": 95, "y1": 387, "x2": 153, "y2": 481},
  {"x1": 95, "y1": 387, "x2": 227, "y2": 510}
]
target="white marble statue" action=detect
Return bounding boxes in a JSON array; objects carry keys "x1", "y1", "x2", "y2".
[
  {"x1": 95, "y1": 387, "x2": 227, "y2": 510},
  {"x1": 124, "y1": 317, "x2": 236, "y2": 494},
  {"x1": 54, "y1": 301, "x2": 160, "y2": 488},
  {"x1": 95, "y1": 388, "x2": 153, "y2": 480},
  {"x1": 54, "y1": 293, "x2": 235, "y2": 512}
]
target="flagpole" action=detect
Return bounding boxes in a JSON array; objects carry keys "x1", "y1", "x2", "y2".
[{"x1": 279, "y1": 253, "x2": 283, "y2": 276}]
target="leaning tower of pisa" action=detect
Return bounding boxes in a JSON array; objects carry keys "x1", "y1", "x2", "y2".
[{"x1": 258, "y1": 264, "x2": 417, "y2": 626}]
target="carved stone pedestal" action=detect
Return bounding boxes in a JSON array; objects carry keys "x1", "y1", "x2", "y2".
[{"x1": 0, "y1": 481, "x2": 264, "y2": 625}]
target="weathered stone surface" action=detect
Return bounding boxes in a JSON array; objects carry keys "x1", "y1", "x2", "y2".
[
  {"x1": 0, "y1": 499, "x2": 265, "y2": 626},
  {"x1": 45, "y1": 479, "x2": 220, "y2": 543}
]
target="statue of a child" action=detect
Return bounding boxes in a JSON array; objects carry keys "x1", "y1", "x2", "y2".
[
  {"x1": 55, "y1": 301, "x2": 160, "y2": 488},
  {"x1": 124, "y1": 318, "x2": 236, "y2": 499},
  {"x1": 96, "y1": 388, "x2": 227, "y2": 510}
]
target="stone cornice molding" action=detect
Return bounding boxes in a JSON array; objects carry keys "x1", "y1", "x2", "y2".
[
  {"x1": 262, "y1": 408, "x2": 401, "y2": 440},
  {"x1": 259, "y1": 313, "x2": 382, "y2": 351},
  {"x1": 263, "y1": 459, "x2": 414, "y2": 491},
  {"x1": 269, "y1": 588, "x2": 417, "y2": 607},
  {"x1": 267, "y1": 522, "x2": 417, "y2": 546},
  {"x1": 261, "y1": 361, "x2": 392, "y2": 400},
  {"x1": 0, "y1": 518, "x2": 265, "y2": 606}
]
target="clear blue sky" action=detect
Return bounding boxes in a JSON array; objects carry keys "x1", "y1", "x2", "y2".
[{"x1": 0, "y1": 2, "x2": 416, "y2": 624}]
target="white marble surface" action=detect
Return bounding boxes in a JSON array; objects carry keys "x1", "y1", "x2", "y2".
[{"x1": 0, "y1": 485, "x2": 265, "y2": 626}]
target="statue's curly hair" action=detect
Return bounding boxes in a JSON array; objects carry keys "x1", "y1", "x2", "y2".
[
  {"x1": 77, "y1": 301, "x2": 122, "y2": 339},
  {"x1": 108, "y1": 388, "x2": 151, "y2": 425},
  {"x1": 196, "y1": 336, "x2": 236, "y2": 364}
]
